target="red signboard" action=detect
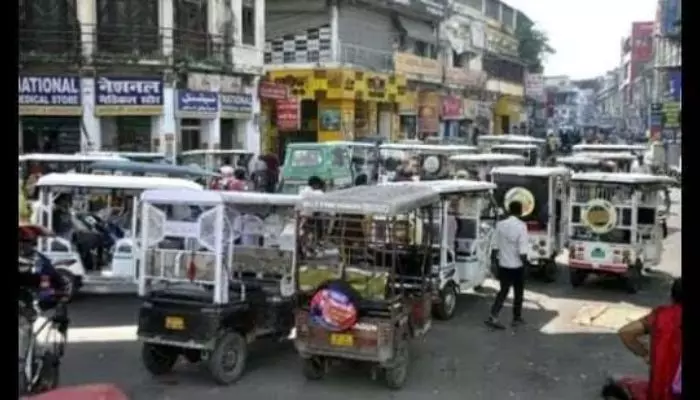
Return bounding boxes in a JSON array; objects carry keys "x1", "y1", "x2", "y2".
[
  {"x1": 259, "y1": 82, "x2": 288, "y2": 100},
  {"x1": 441, "y1": 96, "x2": 463, "y2": 120},
  {"x1": 631, "y1": 21, "x2": 654, "y2": 63},
  {"x1": 276, "y1": 99, "x2": 300, "y2": 131}
]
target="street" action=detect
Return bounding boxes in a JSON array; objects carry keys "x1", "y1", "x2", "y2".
[{"x1": 61, "y1": 191, "x2": 681, "y2": 400}]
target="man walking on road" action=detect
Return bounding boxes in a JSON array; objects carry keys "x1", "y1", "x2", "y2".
[{"x1": 486, "y1": 201, "x2": 530, "y2": 330}]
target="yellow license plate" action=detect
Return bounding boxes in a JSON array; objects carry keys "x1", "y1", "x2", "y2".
[
  {"x1": 164, "y1": 316, "x2": 184, "y2": 330},
  {"x1": 329, "y1": 333, "x2": 353, "y2": 346}
]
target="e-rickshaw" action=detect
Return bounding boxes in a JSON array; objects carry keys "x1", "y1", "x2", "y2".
[
  {"x1": 33, "y1": 173, "x2": 203, "y2": 298},
  {"x1": 575, "y1": 152, "x2": 636, "y2": 172},
  {"x1": 477, "y1": 134, "x2": 546, "y2": 152},
  {"x1": 449, "y1": 153, "x2": 526, "y2": 181},
  {"x1": 84, "y1": 151, "x2": 168, "y2": 164},
  {"x1": 572, "y1": 143, "x2": 647, "y2": 155},
  {"x1": 567, "y1": 173, "x2": 674, "y2": 293},
  {"x1": 179, "y1": 149, "x2": 255, "y2": 177},
  {"x1": 293, "y1": 184, "x2": 437, "y2": 388},
  {"x1": 88, "y1": 160, "x2": 218, "y2": 185},
  {"x1": 556, "y1": 155, "x2": 605, "y2": 172},
  {"x1": 490, "y1": 143, "x2": 541, "y2": 166},
  {"x1": 385, "y1": 180, "x2": 498, "y2": 319},
  {"x1": 490, "y1": 166, "x2": 572, "y2": 282},
  {"x1": 378, "y1": 143, "x2": 478, "y2": 182},
  {"x1": 136, "y1": 190, "x2": 300, "y2": 384}
]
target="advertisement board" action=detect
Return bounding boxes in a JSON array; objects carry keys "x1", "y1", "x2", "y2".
[
  {"x1": 18, "y1": 75, "x2": 82, "y2": 116},
  {"x1": 524, "y1": 73, "x2": 545, "y2": 100},
  {"x1": 661, "y1": 0, "x2": 680, "y2": 36},
  {"x1": 176, "y1": 90, "x2": 219, "y2": 119},
  {"x1": 276, "y1": 99, "x2": 301, "y2": 131},
  {"x1": 393, "y1": 52, "x2": 442, "y2": 83},
  {"x1": 668, "y1": 71, "x2": 681, "y2": 102},
  {"x1": 631, "y1": 21, "x2": 654, "y2": 63},
  {"x1": 95, "y1": 77, "x2": 163, "y2": 116}
]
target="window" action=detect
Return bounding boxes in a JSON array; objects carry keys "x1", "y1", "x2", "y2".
[
  {"x1": 485, "y1": 0, "x2": 499, "y2": 20},
  {"x1": 482, "y1": 54, "x2": 524, "y2": 84},
  {"x1": 289, "y1": 149, "x2": 323, "y2": 167},
  {"x1": 242, "y1": 0, "x2": 255, "y2": 46}
]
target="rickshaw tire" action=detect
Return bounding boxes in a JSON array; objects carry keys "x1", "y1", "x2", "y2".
[
  {"x1": 624, "y1": 263, "x2": 643, "y2": 294},
  {"x1": 569, "y1": 269, "x2": 587, "y2": 287},
  {"x1": 57, "y1": 269, "x2": 78, "y2": 302},
  {"x1": 541, "y1": 260, "x2": 559, "y2": 283},
  {"x1": 301, "y1": 357, "x2": 326, "y2": 380},
  {"x1": 141, "y1": 343, "x2": 178, "y2": 376},
  {"x1": 432, "y1": 285, "x2": 457, "y2": 320},
  {"x1": 208, "y1": 331, "x2": 248, "y2": 385},
  {"x1": 384, "y1": 336, "x2": 410, "y2": 389},
  {"x1": 38, "y1": 353, "x2": 60, "y2": 392}
]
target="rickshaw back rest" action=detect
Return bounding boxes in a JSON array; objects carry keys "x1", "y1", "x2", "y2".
[{"x1": 145, "y1": 249, "x2": 217, "y2": 283}]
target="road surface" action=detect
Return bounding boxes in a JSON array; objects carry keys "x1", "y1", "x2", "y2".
[{"x1": 60, "y1": 190, "x2": 681, "y2": 400}]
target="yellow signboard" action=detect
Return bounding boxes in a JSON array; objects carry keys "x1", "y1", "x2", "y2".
[
  {"x1": 393, "y1": 52, "x2": 442, "y2": 83},
  {"x1": 19, "y1": 105, "x2": 82, "y2": 116},
  {"x1": 662, "y1": 101, "x2": 680, "y2": 129},
  {"x1": 94, "y1": 105, "x2": 163, "y2": 117}
]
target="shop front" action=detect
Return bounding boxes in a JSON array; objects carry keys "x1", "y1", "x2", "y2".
[
  {"x1": 440, "y1": 95, "x2": 465, "y2": 139},
  {"x1": 398, "y1": 91, "x2": 418, "y2": 139},
  {"x1": 258, "y1": 82, "x2": 293, "y2": 157},
  {"x1": 220, "y1": 91, "x2": 253, "y2": 150},
  {"x1": 93, "y1": 76, "x2": 164, "y2": 153},
  {"x1": 176, "y1": 90, "x2": 219, "y2": 152},
  {"x1": 487, "y1": 80, "x2": 524, "y2": 135},
  {"x1": 266, "y1": 68, "x2": 406, "y2": 143},
  {"x1": 418, "y1": 90, "x2": 440, "y2": 139},
  {"x1": 393, "y1": 52, "x2": 443, "y2": 141},
  {"x1": 18, "y1": 75, "x2": 83, "y2": 154}
]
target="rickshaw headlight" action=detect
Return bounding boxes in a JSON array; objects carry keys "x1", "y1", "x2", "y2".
[
  {"x1": 539, "y1": 240, "x2": 546, "y2": 247},
  {"x1": 537, "y1": 249, "x2": 546, "y2": 256}
]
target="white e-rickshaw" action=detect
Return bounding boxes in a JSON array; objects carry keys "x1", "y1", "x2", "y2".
[
  {"x1": 477, "y1": 134, "x2": 546, "y2": 152},
  {"x1": 33, "y1": 173, "x2": 203, "y2": 298},
  {"x1": 490, "y1": 166, "x2": 572, "y2": 282},
  {"x1": 567, "y1": 173, "x2": 674, "y2": 293},
  {"x1": 449, "y1": 153, "x2": 526, "y2": 181},
  {"x1": 576, "y1": 152, "x2": 637, "y2": 172},
  {"x1": 378, "y1": 143, "x2": 478, "y2": 181},
  {"x1": 384, "y1": 180, "x2": 497, "y2": 319},
  {"x1": 556, "y1": 155, "x2": 605, "y2": 172},
  {"x1": 572, "y1": 143, "x2": 647, "y2": 155},
  {"x1": 490, "y1": 143, "x2": 541, "y2": 166}
]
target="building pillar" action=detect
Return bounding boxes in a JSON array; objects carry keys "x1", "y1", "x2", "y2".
[
  {"x1": 81, "y1": 77, "x2": 100, "y2": 151},
  {"x1": 201, "y1": 118, "x2": 221, "y2": 149},
  {"x1": 76, "y1": 0, "x2": 96, "y2": 61},
  {"x1": 243, "y1": 85, "x2": 261, "y2": 153},
  {"x1": 151, "y1": 87, "x2": 177, "y2": 162},
  {"x1": 330, "y1": 1, "x2": 340, "y2": 62},
  {"x1": 159, "y1": 0, "x2": 174, "y2": 58},
  {"x1": 207, "y1": 0, "x2": 224, "y2": 50},
  {"x1": 230, "y1": 0, "x2": 242, "y2": 46}
]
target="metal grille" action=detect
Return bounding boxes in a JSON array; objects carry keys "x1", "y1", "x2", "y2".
[
  {"x1": 173, "y1": 0, "x2": 225, "y2": 63},
  {"x1": 573, "y1": 184, "x2": 633, "y2": 205},
  {"x1": 19, "y1": 0, "x2": 80, "y2": 62},
  {"x1": 95, "y1": 0, "x2": 160, "y2": 57}
]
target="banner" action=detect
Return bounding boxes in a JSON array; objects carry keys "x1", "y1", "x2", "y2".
[
  {"x1": 94, "y1": 77, "x2": 163, "y2": 116},
  {"x1": 441, "y1": 96, "x2": 463, "y2": 120},
  {"x1": 176, "y1": 90, "x2": 219, "y2": 119},
  {"x1": 668, "y1": 71, "x2": 681, "y2": 102},
  {"x1": 631, "y1": 22, "x2": 654, "y2": 63},
  {"x1": 524, "y1": 73, "x2": 545, "y2": 100},
  {"x1": 259, "y1": 82, "x2": 288, "y2": 100},
  {"x1": 661, "y1": 101, "x2": 680, "y2": 129},
  {"x1": 18, "y1": 75, "x2": 82, "y2": 116},
  {"x1": 220, "y1": 92, "x2": 253, "y2": 119},
  {"x1": 276, "y1": 99, "x2": 300, "y2": 131}
]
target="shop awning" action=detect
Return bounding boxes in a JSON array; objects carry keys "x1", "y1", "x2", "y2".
[{"x1": 397, "y1": 16, "x2": 436, "y2": 44}]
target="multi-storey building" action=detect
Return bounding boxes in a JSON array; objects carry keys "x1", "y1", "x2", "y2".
[
  {"x1": 595, "y1": 69, "x2": 623, "y2": 128},
  {"x1": 653, "y1": 0, "x2": 681, "y2": 102},
  {"x1": 18, "y1": 0, "x2": 265, "y2": 158},
  {"x1": 619, "y1": 21, "x2": 654, "y2": 106},
  {"x1": 261, "y1": 0, "x2": 528, "y2": 152}
]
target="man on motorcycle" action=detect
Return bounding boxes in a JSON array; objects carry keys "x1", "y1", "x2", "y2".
[{"x1": 19, "y1": 225, "x2": 67, "y2": 304}]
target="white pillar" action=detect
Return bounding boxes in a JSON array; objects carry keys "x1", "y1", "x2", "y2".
[
  {"x1": 18, "y1": 119, "x2": 23, "y2": 154},
  {"x1": 201, "y1": 118, "x2": 221, "y2": 149},
  {"x1": 330, "y1": 2, "x2": 339, "y2": 62},
  {"x1": 255, "y1": 0, "x2": 265, "y2": 50},
  {"x1": 81, "y1": 77, "x2": 100, "y2": 151},
  {"x1": 244, "y1": 88, "x2": 261, "y2": 154},
  {"x1": 159, "y1": 0, "x2": 174, "y2": 58},
  {"x1": 230, "y1": 0, "x2": 242, "y2": 46},
  {"x1": 151, "y1": 87, "x2": 177, "y2": 162},
  {"x1": 76, "y1": 0, "x2": 96, "y2": 61},
  {"x1": 208, "y1": 0, "x2": 224, "y2": 51}
]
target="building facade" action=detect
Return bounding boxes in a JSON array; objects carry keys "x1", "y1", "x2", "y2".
[
  {"x1": 261, "y1": 0, "x2": 528, "y2": 152},
  {"x1": 18, "y1": 0, "x2": 265, "y2": 159}
]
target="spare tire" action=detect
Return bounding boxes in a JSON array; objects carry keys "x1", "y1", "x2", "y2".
[{"x1": 309, "y1": 279, "x2": 362, "y2": 332}]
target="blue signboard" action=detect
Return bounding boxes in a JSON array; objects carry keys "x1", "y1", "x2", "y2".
[
  {"x1": 95, "y1": 77, "x2": 163, "y2": 116},
  {"x1": 668, "y1": 71, "x2": 681, "y2": 102},
  {"x1": 662, "y1": 0, "x2": 679, "y2": 36},
  {"x1": 177, "y1": 90, "x2": 219, "y2": 118},
  {"x1": 220, "y1": 92, "x2": 253, "y2": 118},
  {"x1": 18, "y1": 75, "x2": 82, "y2": 116}
]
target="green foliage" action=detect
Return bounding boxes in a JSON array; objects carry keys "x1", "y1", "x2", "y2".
[{"x1": 515, "y1": 20, "x2": 555, "y2": 74}]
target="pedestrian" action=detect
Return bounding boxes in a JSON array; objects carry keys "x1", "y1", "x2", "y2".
[{"x1": 485, "y1": 200, "x2": 530, "y2": 330}]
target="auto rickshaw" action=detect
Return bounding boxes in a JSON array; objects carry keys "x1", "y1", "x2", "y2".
[
  {"x1": 449, "y1": 153, "x2": 526, "y2": 181},
  {"x1": 567, "y1": 172, "x2": 674, "y2": 293},
  {"x1": 556, "y1": 155, "x2": 605, "y2": 172},
  {"x1": 490, "y1": 143, "x2": 541, "y2": 166},
  {"x1": 136, "y1": 189, "x2": 300, "y2": 384},
  {"x1": 576, "y1": 152, "x2": 636, "y2": 172},
  {"x1": 490, "y1": 166, "x2": 572, "y2": 282},
  {"x1": 293, "y1": 184, "x2": 437, "y2": 388},
  {"x1": 178, "y1": 149, "x2": 255, "y2": 177},
  {"x1": 385, "y1": 180, "x2": 498, "y2": 319},
  {"x1": 572, "y1": 143, "x2": 647, "y2": 155},
  {"x1": 477, "y1": 134, "x2": 546, "y2": 152},
  {"x1": 378, "y1": 143, "x2": 478, "y2": 182}
]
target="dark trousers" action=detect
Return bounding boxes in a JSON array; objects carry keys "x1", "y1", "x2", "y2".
[{"x1": 490, "y1": 266, "x2": 525, "y2": 319}]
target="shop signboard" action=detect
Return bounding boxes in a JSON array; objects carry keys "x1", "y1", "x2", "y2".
[
  {"x1": 276, "y1": 98, "x2": 301, "y2": 131},
  {"x1": 94, "y1": 77, "x2": 163, "y2": 116},
  {"x1": 524, "y1": 73, "x2": 545, "y2": 100},
  {"x1": 668, "y1": 71, "x2": 681, "y2": 102},
  {"x1": 441, "y1": 96, "x2": 463, "y2": 120},
  {"x1": 661, "y1": 0, "x2": 680, "y2": 36},
  {"x1": 259, "y1": 82, "x2": 289, "y2": 100},
  {"x1": 444, "y1": 67, "x2": 487, "y2": 88},
  {"x1": 176, "y1": 90, "x2": 219, "y2": 119},
  {"x1": 18, "y1": 75, "x2": 82, "y2": 116},
  {"x1": 394, "y1": 52, "x2": 442, "y2": 83},
  {"x1": 649, "y1": 102, "x2": 663, "y2": 136},
  {"x1": 220, "y1": 92, "x2": 253, "y2": 119},
  {"x1": 661, "y1": 101, "x2": 680, "y2": 129}
]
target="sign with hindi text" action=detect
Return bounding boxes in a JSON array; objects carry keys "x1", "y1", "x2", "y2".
[{"x1": 94, "y1": 77, "x2": 163, "y2": 116}]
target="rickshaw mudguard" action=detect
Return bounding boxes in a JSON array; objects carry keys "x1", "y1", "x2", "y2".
[{"x1": 137, "y1": 290, "x2": 251, "y2": 348}]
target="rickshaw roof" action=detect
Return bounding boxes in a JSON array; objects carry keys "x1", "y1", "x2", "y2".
[
  {"x1": 19, "y1": 153, "x2": 129, "y2": 163},
  {"x1": 576, "y1": 152, "x2": 637, "y2": 161},
  {"x1": 556, "y1": 155, "x2": 601, "y2": 166},
  {"x1": 385, "y1": 179, "x2": 497, "y2": 193},
  {"x1": 180, "y1": 149, "x2": 252, "y2": 156},
  {"x1": 491, "y1": 166, "x2": 571, "y2": 177},
  {"x1": 379, "y1": 143, "x2": 478, "y2": 152},
  {"x1": 478, "y1": 135, "x2": 546, "y2": 144},
  {"x1": 572, "y1": 144, "x2": 647, "y2": 151},
  {"x1": 450, "y1": 153, "x2": 526, "y2": 163},
  {"x1": 287, "y1": 141, "x2": 367, "y2": 148},
  {"x1": 490, "y1": 143, "x2": 539, "y2": 150},
  {"x1": 571, "y1": 172, "x2": 674, "y2": 185},
  {"x1": 36, "y1": 173, "x2": 204, "y2": 191},
  {"x1": 298, "y1": 184, "x2": 439, "y2": 215},
  {"x1": 141, "y1": 189, "x2": 300, "y2": 206},
  {"x1": 83, "y1": 151, "x2": 165, "y2": 159},
  {"x1": 88, "y1": 160, "x2": 219, "y2": 177}
]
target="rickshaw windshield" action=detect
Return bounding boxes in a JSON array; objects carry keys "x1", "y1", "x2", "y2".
[
  {"x1": 289, "y1": 149, "x2": 324, "y2": 167},
  {"x1": 179, "y1": 154, "x2": 207, "y2": 169},
  {"x1": 492, "y1": 175, "x2": 549, "y2": 227}
]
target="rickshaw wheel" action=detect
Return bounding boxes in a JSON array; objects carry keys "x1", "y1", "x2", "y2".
[
  {"x1": 384, "y1": 337, "x2": 410, "y2": 389},
  {"x1": 37, "y1": 353, "x2": 60, "y2": 392},
  {"x1": 57, "y1": 270, "x2": 77, "y2": 302},
  {"x1": 301, "y1": 357, "x2": 326, "y2": 380},
  {"x1": 624, "y1": 262, "x2": 643, "y2": 294},
  {"x1": 433, "y1": 285, "x2": 457, "y2": 320},
  {"x1": 541, "y1": 259, "x2": 559, "y2": 283},
  {"x1": 569, "y1": 269, "x2": 588, "y2": 287},
  {"x1": 141, "y1": 343, "x2": 178, "y2": 376},
  {"x1": 208, "y1": 332, "x2": 248, "y2": 385}
]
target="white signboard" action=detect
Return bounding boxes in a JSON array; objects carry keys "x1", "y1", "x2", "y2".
[{"x1": 525, "y1": 73, "x2": 544, "y2": 100}]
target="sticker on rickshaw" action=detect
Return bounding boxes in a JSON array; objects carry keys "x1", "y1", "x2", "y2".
[
  {"x1": 582, "y1": 199, "x2": 617, "y2": 234},
  {"x1": 591, "y1": 248, "x2": 606, "y2": 259},
  {"x1": 504, "y1": 187, "x2": 535, "y2": 217}
]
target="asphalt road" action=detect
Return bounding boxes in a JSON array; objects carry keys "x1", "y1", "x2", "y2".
[{"x1": 60, "y1": 190, "x2": 681, "y2": 400}]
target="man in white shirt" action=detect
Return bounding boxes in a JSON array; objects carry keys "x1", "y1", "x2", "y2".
[{"x1": 486, "y1": 200, "x2": 530, "y2": 329}]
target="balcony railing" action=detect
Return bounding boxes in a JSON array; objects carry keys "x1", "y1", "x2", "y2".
[
  {"x1": 19, "y1": 27, "x2": 81, "y2": 64},
  {"x1": 93, "y1": 24, "x2": 163, "y2": 61},
  {"x1": 173, "y1": 29, "x2": 230, "y2": 66},
  {"x1": 339, "y1": 43, "x2": 393, "y2": 73}
]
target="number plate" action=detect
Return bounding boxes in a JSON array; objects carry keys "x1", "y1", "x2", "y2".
[
  {"x1": 165, "y1": 316, "x2": 184, "y2": 330},
  {"x1": 329, "y1": 333, "x2": 353, "y2": 346}
]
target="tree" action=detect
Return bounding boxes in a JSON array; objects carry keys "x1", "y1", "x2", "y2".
[{"x1": 516, "y1": 20, "x2": 555, "y2": 74}]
